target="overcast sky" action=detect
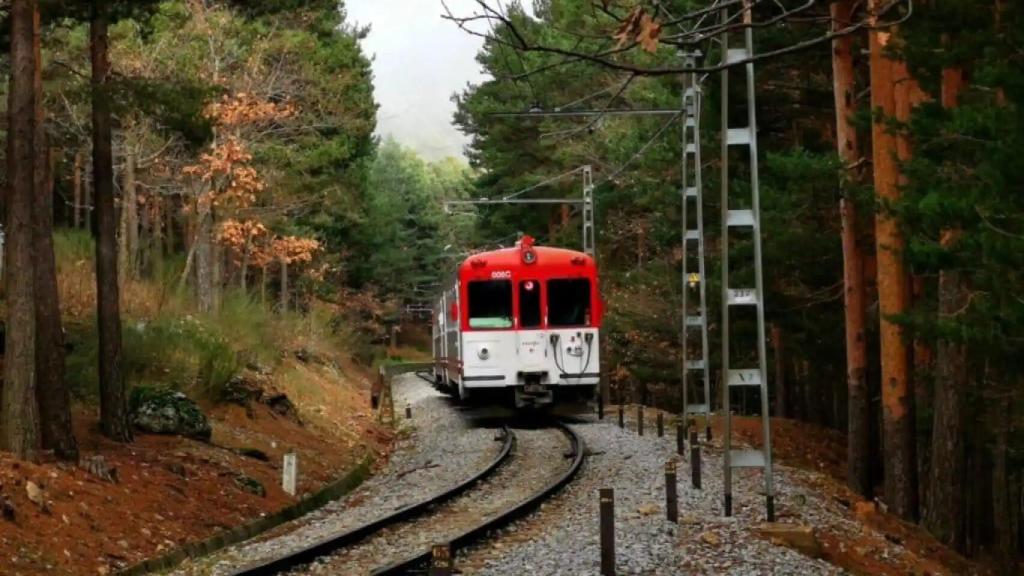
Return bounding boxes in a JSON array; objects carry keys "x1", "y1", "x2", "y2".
[{"x1": 346, "y1": 0, "x2": 497, "y2": 162}]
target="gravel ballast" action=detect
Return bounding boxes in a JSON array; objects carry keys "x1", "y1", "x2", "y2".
[
  {"x1": 296, "y1": 425, "x2": 574, "y2": 574},
  {"x1": 457, "y1": 413, "x2": 845, "y2": 576},
  {"x1": 173, "y1": 375, "x2": 503, "y2": 575}
]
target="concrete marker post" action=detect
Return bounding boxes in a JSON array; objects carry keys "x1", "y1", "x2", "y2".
[{"x1": 283, "y1": 452, "x2": 297, "y2": 497}]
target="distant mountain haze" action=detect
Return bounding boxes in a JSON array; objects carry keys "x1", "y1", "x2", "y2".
[{"x1": 347, "y1": 0, "x2": 510, "y2": 162}]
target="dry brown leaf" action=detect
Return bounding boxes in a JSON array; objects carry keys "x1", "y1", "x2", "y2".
[
  {"x1": 612, "y1": 6, "x2": 644, "y2": 48},
  {"x1": 638, "y1": 12, "x2": 662, "y2": 53}
]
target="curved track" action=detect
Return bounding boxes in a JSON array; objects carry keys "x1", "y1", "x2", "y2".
[
  {"x1": 370, "y1": 421, "x2": 585, "y2": 575},
  {"x1": 230, "y1": 425, "x2": 515, "y2": 576}
]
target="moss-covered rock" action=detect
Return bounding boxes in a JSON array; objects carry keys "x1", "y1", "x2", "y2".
[
  {"x1": 129, "y1": 387, "x2": 212, "y2": 441},
  {"x1": 233, "y1": 473, "x2": 266, "y2": 497}
]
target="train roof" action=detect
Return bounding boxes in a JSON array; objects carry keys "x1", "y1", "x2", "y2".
[{"x1": 457, "y1": 236, "x2": 596, "y2": 275}]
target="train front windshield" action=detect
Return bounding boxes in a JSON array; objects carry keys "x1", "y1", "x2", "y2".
[
  {"x1": 548, "y1": 279, "x2": 592, "y2": 327},
  {"x1": 468, "y1": 280, "x2": 513, "y2": 328}
]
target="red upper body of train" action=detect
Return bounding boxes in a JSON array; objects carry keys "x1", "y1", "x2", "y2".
[{"x1": 432, "y1": 236, "x2": 601, "y2": 408}]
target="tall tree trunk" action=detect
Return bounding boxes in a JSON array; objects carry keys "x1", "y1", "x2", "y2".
[
  {"x1": 151, "y1": 194, "x2": 164, "y2": 278},
  {"x1": 73, "y1": 150, "x2": 83, "y2": 229},
  {"x1": 194, "y1": 207, "x2": 214, "y2": 313},
  {"x1": 138, "y1": 191, "x2": 151, "y2": 277},
  {"x1": 212, "y1": 237, "x2": 223, "y2": 311},
  {"x1": 33, "y1": 9, "x2": 77, "y2": 460},
  {"x1": 912, "y1": 274, "x2": 933, "y2": 513},
  {"x1": 925, "y1": 65, "x2": 968, "y2": 551},
  {"x1": 991, "y1": 392, "x2": 1014, "y2": 575},
  {"x1": 3, "y1": 0, "x2": 41, "y2": 460},
  {"x1": 771, "y1": 324, "x2": 786, "y2": 418},
  {"x1": 279, "y1": 258, "x2": 289, "y2": 313},
  {"x1": 240, "y1": 230, "x2": 252, "y2": 292},
  {"x1": 91, "y1": 2, "x2": 132, "y2": 442},
  {"x1": 118, "y1": 152, "x2": 137, "y2": 290},
  {"x1": 261, "y1": 264, "x2": 268, "y2": 307},
  {"x1": 832, "y1": 0, "x2": 871, "y2": 498},
  {"x1": 869, "y1": 6, "x2": 915, "y2": 519},
  {"x1": 164, "y1": 195, "x2": 175, "y2": 256}
]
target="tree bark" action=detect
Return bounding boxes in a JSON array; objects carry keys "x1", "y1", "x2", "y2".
[
  {"x1": 912, "y1": 274, "x2": 933, "y2": 513},
  {"x1": 73, "y1": 150, "x2": 83, "y2": 229},
  {"x1": 924, "y1": 66, "x2": 968, "y2": 551},
  {"x1": 771, "y1": 324, "x2": 786, "y2": 418},
  {"x1": 991, "y1": 394, "x2": 1014, "y2": 575},
  {"x1": 33, "y1": 9, "x2": 77, "y2": 461},
  {"x1": 261, "y1": 264, "x2": 268, "y2": 307},
  {"x1": 118, "y1": 152, "x2": 138, "y2": 290},
  {"x1": 869, "y1": 6, "x2": 916, "y2": 519},
  {"x1": 240, "y1": 230, "x2": 252, "y2": 292},
  {"x1": 83, "y1": 157, "x2": 93, "y2": 232},
  {"x1": 151, "y1": 193, "x2": 164, "y2": 278},
  {"x1": 194, "y1": 206, "x2": 214, "y2": 313},
  {"x1": 832, "y1": 0, "x2": 872, "y2": 498},
  {"x1": 91, "y1": 2, "x2": 132, "y2": 442},
  {"x1": 279, "y1": 258, "x2": 289, "y2": 313},
  {"x1": 3, "y1": 0, "x2": 42, "y2": 460}
]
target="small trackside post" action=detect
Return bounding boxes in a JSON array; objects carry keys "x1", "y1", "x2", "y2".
[
  {"x1": 600, "y1": 488, "x2": 615, "y2": 576},
  {"x1": 638, "y1": 405, "x2": 644, "y2": 436},
  {"x1": 666, "y1": 460, "x2": 679, "y2": 523},
  {"x1": 618, "y1": 405, "x2": 624, "y2": 429},
  {"x1": 677, "y1": 420, "x2": 685, "y2": 456},
  {"x1": 690, "y1": 429, "x2": 702, "y2": 490},
  {"x1": 429, "y1": 543, "x2": 453, "y2": 576},
  {"x1": 657, "y1": 412, "x2": 665, "y2": 437}
]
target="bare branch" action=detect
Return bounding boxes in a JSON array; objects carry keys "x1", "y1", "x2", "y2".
[{"x1": 443, "y1": 0, "x2": 912, "y2": 76}]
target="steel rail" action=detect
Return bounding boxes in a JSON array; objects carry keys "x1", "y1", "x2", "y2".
[
  {"x1": 369, "y1": 421, "x2": 586, "y2": 575},
  {"x1": 229, "y1": 426, "x2": 515, "y2": 576}
]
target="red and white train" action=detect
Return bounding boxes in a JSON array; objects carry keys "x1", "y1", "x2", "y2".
[{"x1": 432, "y1": 236, "x2": 601, "y2": 408}]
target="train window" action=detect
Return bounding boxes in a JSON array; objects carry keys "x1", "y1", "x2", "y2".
[
  {"x1": 547, "y1": 279, "x2": 592, "y2": 327},
  {"x1": 468, "y1": 280, "x2": 513, "y2": 328},
  {"x1": 519, "y1": 280, "x2": 542, "y2": 329}
]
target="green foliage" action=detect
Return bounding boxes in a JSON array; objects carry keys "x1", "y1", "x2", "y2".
[
  {"x1": 67, "y1": 314, "x2": 240, "y2": 401},
  {"x1": 348, "y1": 139, "x2": 475, "y2": 305},
  {"x1": 453, "y1": 2, "x2": 844, "y2": 404},
  {"x1": 900, "y1": 0, "x2": 1024, "y2": 360}
]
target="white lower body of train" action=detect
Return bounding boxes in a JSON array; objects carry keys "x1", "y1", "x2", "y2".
[{"x1": 432, "y1": 326, "x2": 600, "y2": 408}]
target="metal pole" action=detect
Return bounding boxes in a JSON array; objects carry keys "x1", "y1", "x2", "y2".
[
  {"x1": 745, "y1": 6, "x2": 776, "y2": 523},
  {"x1": 720, "y1": 4, "x2": 733, "y2": 518}
]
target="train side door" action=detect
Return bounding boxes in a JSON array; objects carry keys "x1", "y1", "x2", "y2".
[{"x1": 517, "y1": 279, "x2": 546, "y2": 369}]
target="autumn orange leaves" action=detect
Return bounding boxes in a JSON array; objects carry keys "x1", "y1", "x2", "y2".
[
  {"x1": 613, "y1": 6, "x2": 663, "y2": 53},
  {"x1": 184, "y1": 92, "x2": 320, "y2": 290}
]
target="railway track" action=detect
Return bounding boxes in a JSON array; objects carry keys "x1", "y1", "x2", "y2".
[
  {"x1": 229, "y1": 425, "x2": 514, "y2": 576},
  {"x1": 231, "y1": 421, "x2": 583, "y2": 576}
]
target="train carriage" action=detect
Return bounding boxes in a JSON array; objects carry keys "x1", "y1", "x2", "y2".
[{"x1": 432, "y1": 236, "x2": 601, "y2": 408}]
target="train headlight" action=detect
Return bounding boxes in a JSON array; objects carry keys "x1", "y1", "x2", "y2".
[
  {"x1": 478, "y1": 347, "x2": 490, "y2": 360},
  {"x1": 522, "y1": 249, "x2": 537, "y2": 265}
]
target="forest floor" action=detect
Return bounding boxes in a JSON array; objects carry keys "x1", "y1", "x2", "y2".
[
  {"x1": 0, "y1": 355, "x2": 394, "y2": 576},
  {"x1": 718, "y1": 414, "x2": 987, "y2": 576}
]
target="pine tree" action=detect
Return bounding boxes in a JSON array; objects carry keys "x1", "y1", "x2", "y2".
[
  {"x1": 831, "y1": 0, "x2": 871, "y2": 498},
  {"x1": 868, "y1": 0, "x2": 916, "y2": 519},
  {"x1": 3, "y1": 0, "x2": 42, "y2": 460}
]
